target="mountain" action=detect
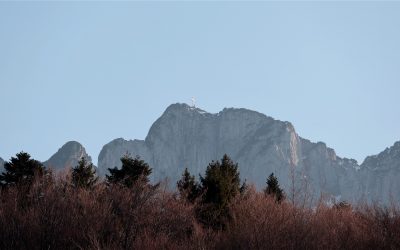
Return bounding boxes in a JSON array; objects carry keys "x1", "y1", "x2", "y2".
[
  {"x1": 358, "y1": 141, "x2": 400, "y2": 203},
  {"x1": 0, "y1": 157, "x2": 4, "y2": 173},
  {"x1": 44, "y1": 141, "x2": 92, "y2": 170},
  {"x1": 98, "y1": 103, "x2": 366, "y2": 203}
]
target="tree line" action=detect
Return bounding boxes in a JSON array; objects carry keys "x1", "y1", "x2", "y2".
[
  {"x1": 0, "y1": 151, "x2": 284, "y2": 229},
  {"x1": 1, "y1": 151, "x2": 399, "y2": 249}
]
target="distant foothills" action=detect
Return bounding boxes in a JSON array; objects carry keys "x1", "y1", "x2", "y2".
[{"x1": 1, "y1": 103, "x2": 400, "y2": 204}]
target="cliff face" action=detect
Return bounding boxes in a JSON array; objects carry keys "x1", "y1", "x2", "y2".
[
  {"x1": 0, "y1": 157, "x2": 4, "y2": 173},
  {"x1": 97, "y1": 139, "x2": 148, "y2": 177},
  {"x1": 98, "y1": 103, "x2": 361, "y2": 202},
  {"x1": 44, "y1": 141, "x2": 92, "y2": 170},
  {"x1": 358, "y1": 141, "x2": 400, "y2": 203}
]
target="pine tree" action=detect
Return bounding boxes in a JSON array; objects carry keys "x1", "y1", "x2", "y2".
[
  {"x1": 177, "y1": 168, "x2": 201, "y2": 203},
  {"x1": 201, "y1": 154, "x2": 241, "y2": 206},
  {"x1": 106, "y1": 154, "x2": 152, "y2": 188},
  {"x1": 198, "y1": 154, "x2": 241, "y2": 229},
  {"x1": 264, "y1": 173, "x2": 284, "y2": 203},
  {"x1": 0, "y1": 152, "x2": 47, "y2": 188},
  {"x1": 72, "y1": 157, "x2": 98, "y2": 189},
  {"x1": 239, "y1": 179, "x2": 248, "y2": 194}
]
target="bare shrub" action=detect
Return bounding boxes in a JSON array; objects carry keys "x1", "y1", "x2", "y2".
[
  {"x1": 1, "y1": 175, "x2": 400, "y2": 250},
  {"x1": 219, "y1": 186, "x2": 312, "y2": 250}
]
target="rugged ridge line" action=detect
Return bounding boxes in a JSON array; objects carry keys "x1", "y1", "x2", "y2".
[
  {"x1": 97, "y1": 103, "x2": 373, "y2": 203},
  {"x1": 357, "y1": 141, "x2": 400, "y2": 203}
]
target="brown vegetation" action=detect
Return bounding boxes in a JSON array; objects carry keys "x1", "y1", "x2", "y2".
[{"x1": 0, "y1": 176, "x2": 400, "y2": 250}]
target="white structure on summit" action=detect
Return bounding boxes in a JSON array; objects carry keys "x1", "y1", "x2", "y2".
[{"x1": 191, "y1": 97, "x2": 196, "y2": 108}]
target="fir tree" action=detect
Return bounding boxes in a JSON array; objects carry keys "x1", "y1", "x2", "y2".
[
  {"x1": 72, "y1": 157, "x2": 98, "y2": 189},
  {"x1": 198, "y1": 154, "x2": 241, "y2": 229},
  {"x1": 264, "y1": 173, "x2": 285, "y2": 203},
  {"x1": 177, "y1": 168, "x2": 201, "y2": 203},
  {"x1": 0, "y1": 152, "x2": 47, "y2": 188},
  {"x1": 201, "y1": 154, "x2": 241, "y2": 206},
  {"x1": 106, "y1": 154, "x2": 152, "y2": 188},
  {"x1": 239, "y1": 179, "x2": 248, "y2": 194}
]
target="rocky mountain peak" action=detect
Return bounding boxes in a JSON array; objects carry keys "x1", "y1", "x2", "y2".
[
  {"x1": 44, "y1": 141, "x2": 92, "y2": 170},
  {"x1": 356, "y1": 140, "x2": 400, "y2": 203},
  {"x1": 95, "y1": 103, "x2": 400, "y2": 204},
  {"x1": 361, "y1": 140, "x2": 400, "y2": 170},
  {"x1": 98, "y1": 104, "x2": 363, "y2": 203},
  {"x1": 162, "y1": 103, "x2": 212, "y2": 118}
]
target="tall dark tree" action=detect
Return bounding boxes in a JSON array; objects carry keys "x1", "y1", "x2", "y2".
[
  {"x1": 72, "y1": 157, "x2": 98, "y2": 189},
  {"x1": 264, "y1": 173, "x2": 284, "y2": 203},
  {"x1": 201, "y1": 154, "x2": 241, "y2": 206},
  {"x1": 198, "y1": 154, "x2": 241, "y2": 229},
  {"x1": 177, "y1": 168, "x2": 201, "y2": 203},
  {"x1": 0, "y1": 152, "x2": 47, "y2": 187},
  {"x1": 106, "y1": 155, "x2": 152, "y2": 188},
  {"x1": 239, "y1": 179, "x2": 248, "y2": 195}
]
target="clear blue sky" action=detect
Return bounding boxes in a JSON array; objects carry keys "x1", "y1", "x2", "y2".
[{"x1": 1, "y1": 2, "x2": 399, "y2": 165}]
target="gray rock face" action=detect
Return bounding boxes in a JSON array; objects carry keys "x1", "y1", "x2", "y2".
[
  {"x1": 97, "y1": 139, "x2": 148, "y2": 176},
  {"x1": 358, "y1": 141, "x2": 400, "y2": 204},
  {"x1": 98, "y1": 103, "x2": 363, "y2": 202},
  {"x1": 0, "y1": 157, "x2": 4, "y2": 173},
  {"x1": 44, "y1": 141, "x2": 92, "y2": 170}
]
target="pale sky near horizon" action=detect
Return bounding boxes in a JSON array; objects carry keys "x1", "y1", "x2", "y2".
[{"x1": 1, "y1": 2, "x2": 399, "y2": 165}]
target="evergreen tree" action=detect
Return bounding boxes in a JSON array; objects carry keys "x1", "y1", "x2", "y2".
[
  {"x1": 0, "y1": 152, "x2": 47, "y2": 188},
  {"x1": 177, "y1": 168, "x2": 201, "y2": 203},
  {"x1": 239, "y1": 179, "x2": 248, "y2": 195},
  {"x1": 72, "y1": 157, "x2": 98, "y2": 189},
  {"x1": 198, "y1": 154, "x2": 241, "y2": 229},
  {"x1": 264, "y1": 173, "x2": 284, "y2": 203},
  {"x1": 106, "y1": 154, "x2": 152, "y2": 188}
]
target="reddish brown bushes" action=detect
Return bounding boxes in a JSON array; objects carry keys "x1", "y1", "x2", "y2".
[
  {"x1": 0, "y1": 177, "x2": 203, "y2": 250},
  {"x1": 1, "y1": 177, "x2": 400, "y2": 249},
  {"x1": 219, "y1": 187, "x2": 313, "y2": 250},
  {"x1": 219, "y1": 188, "x2": 400, "y2": 250}
]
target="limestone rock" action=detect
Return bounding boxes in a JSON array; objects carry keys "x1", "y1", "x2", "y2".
[
  {"x1": 45, "y1": 141, "x2": 92, "y2": 171},
  {"x1": 98, "y1": 103, "x2": 360, "y2": 202},
  {"x1": 0, "y1": 157, "x2": 4, "y2": 173},
  {"x1": 358, "y1": 141, "x2": 400, "y2": 203}
]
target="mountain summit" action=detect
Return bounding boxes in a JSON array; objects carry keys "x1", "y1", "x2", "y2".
[
  {"x1": 44, "y1": 141, "x2": 92, "y2": 170},
  {"x1": 357, "y1": 141, "x2": 400, "y2": 203},
  {"x1": 98, "y1": 103, "x2": 372, "y2": 203}
]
